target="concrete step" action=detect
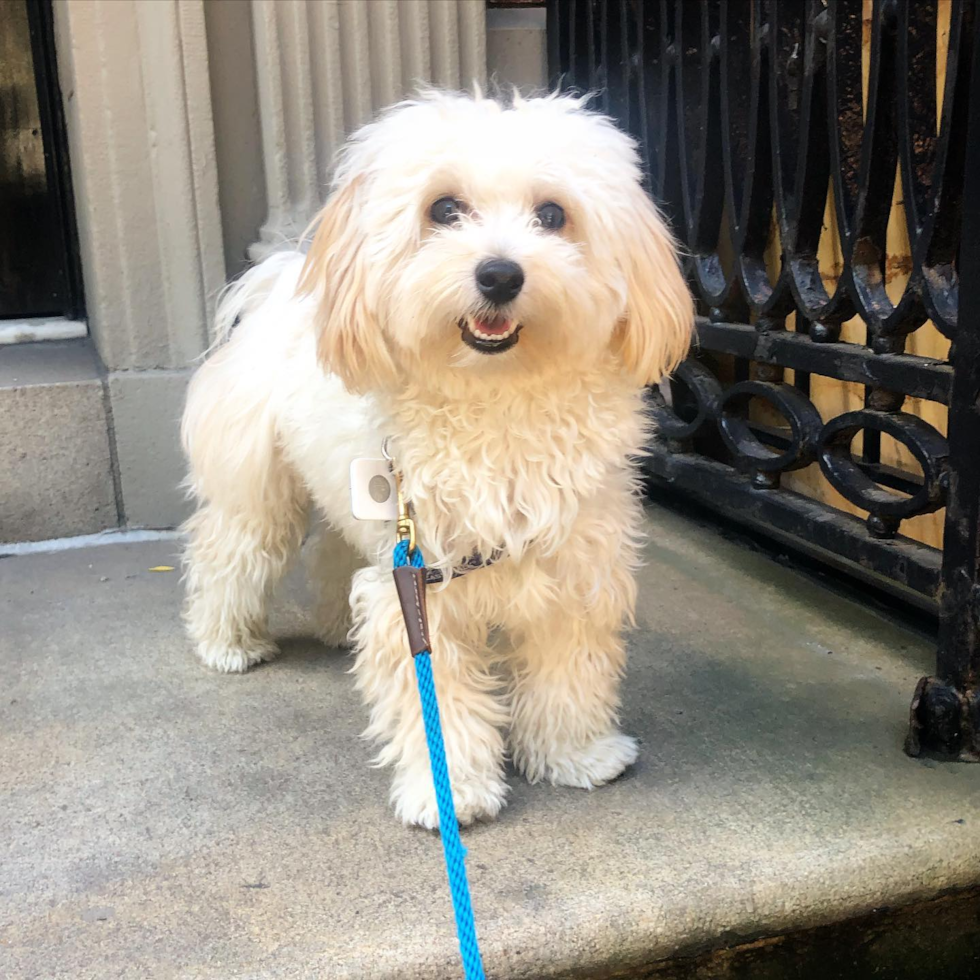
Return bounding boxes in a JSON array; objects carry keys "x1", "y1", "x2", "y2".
[{"x1": 2, "y1": 503, "x2": 979, "y2": 979}]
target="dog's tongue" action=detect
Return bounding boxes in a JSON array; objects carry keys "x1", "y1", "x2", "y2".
[{"x1": 472, "y1": 316, "x2": 512, "y2": 336}]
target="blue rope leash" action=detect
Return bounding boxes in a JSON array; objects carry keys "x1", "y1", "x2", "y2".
[{"x1": 393, "y1": 538, "x2": 486, "y2": 980}]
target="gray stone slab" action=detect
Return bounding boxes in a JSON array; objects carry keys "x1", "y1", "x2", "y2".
[
  {"x1": 107, "y1": 369, "x2": 191, "y2": 530},
  {"x1": 0, "y1": 373, "x2": 117, "y2": 543},
  {"x1": 0, "y1": 340, "x2": 104, "y2": 389},
  {"x1": 1, "y1": 504, "x2": 979, "y2": 980}
]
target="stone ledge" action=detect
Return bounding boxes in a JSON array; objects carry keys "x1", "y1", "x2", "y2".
[
  {"x1": 0, "y1": 341, "x2": 117, "y2": 542},
  {"x1": 107, "y1": 369, "x2": 191, "y2": 529},
  {"x1": 2, "y1": 503, "x2": 979, "y2": 979},
  {"x1": 0, "y1": 338, "x2": 104, "y2": 389},
  {"x1": 0, "y1": 341, "x2": 191, "y2": 539}
]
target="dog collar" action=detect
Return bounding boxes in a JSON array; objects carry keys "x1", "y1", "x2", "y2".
[{"x1": 424, "y1": 549, "x2": 504, "y2": 585}]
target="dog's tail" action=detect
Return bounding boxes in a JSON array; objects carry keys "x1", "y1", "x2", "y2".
[{"x1": 211, "y1": 250, "x2": 305, "y2": 349}]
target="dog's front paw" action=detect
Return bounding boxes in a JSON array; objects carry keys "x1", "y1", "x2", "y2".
[
  {"x1": 518, "y1": 731, "x2": 638, "y2": 789},
  {"x1": 392, "y1": 767, "x2": 508, "y2": 830},
  {"x1": 195, "y1": 637, "x2": 279, "y2": 673}
]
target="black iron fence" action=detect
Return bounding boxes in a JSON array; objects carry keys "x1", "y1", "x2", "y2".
[{"x1": 547, "y1": 0, "x2": 980, "y2": 760}]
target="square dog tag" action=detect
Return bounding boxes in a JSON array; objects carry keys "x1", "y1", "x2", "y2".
[{"x1": 350, "y1": 458, "x2": 399, "y2": 521}]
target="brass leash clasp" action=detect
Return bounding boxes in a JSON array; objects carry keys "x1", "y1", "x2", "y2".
[
  {"x1": 394, "y1": 471, "x2": 416, "y2": 554},
  {"x1": 382, "y1": 437, "x2": 416, "y2": 554}
]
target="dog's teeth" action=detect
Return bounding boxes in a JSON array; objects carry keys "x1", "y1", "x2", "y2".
[{"x1": 469, "y1": 323, "x2": 516, "y2": 342}]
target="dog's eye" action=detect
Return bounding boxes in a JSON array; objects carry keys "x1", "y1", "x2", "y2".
[
  {"x1": 430, "y1": 197, "x2": 464, "y2": 226},
  {"x1": 535, "y1": 202, "x2": 566, "y2": 232}
]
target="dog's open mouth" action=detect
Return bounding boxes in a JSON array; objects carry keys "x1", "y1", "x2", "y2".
[{"x1": 459, "y1": 315, "x2": 522, "y2": 354}]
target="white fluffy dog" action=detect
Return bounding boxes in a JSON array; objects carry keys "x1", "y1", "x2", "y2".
[{"x1": 181, "y1": 90, "x2": 693, "y2": 828}]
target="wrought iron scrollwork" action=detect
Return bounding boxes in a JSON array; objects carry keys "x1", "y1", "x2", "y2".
[
  {"x1": 653, "y1": 378, "x2": 949, "y2": 519},
  {"x1": 647, "y1": 360, "x2": 722, "y2": 440},
  {"x1": 819, "y1": 411, "x2": 949, "y2": 537},
  {"x1": 716, "y1": 381, "x2": 823, "y2": 486},
  {"x1": 549, "y1": 0, "x2": 980, "y2": 759}
]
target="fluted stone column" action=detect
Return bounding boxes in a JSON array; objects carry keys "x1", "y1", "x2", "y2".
[
  {"x1": 52, "y1": 0, "x2": 225, "y2": 528},
  {"x1": 248, "y1": 0, "x2": 487, "y2": 259},
  {"x1": 53, "y1": 0, "x2": 224, "y2": 369}
]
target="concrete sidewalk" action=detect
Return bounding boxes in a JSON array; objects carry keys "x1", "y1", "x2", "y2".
[{"x1": 2, "y1": 502, "x2": 979, "y2": 979}]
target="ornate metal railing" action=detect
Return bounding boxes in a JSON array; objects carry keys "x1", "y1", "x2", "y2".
[{"x1": 547, "y1": 0, "x2": 980, "y2": 760}]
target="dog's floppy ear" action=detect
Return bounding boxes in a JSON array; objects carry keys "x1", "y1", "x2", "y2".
[
  {"x1": 613, "y1": 188, "x2": 694, "y2": 386},
  {"x1": 298, "y1": 177, "x2": 398, "y2": 393}
]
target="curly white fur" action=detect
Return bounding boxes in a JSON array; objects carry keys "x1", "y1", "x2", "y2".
[{"x1": 181, "y1": 90, "x2": 693, "y2": 828}]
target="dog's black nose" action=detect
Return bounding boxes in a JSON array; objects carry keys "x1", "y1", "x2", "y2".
[{"x1": 475, "y1": 259, "x2": 524, "y2": 305}]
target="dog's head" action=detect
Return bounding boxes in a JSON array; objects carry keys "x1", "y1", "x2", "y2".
[{"x1": 299, "y1": 90, "x2": 693, "y2": 393}]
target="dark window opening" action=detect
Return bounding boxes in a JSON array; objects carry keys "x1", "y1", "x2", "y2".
[{"x1": 0, "y1": 0, "x2": 84, "y2": 322}]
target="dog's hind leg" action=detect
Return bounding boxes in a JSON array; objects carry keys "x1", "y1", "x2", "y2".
[
  {"x1": 181, "y1": 350, "x2": 309, "y2": 673},
  {"x1": 182, "y1": 483, "x2": 308, "y2": 673},
  {"x1": 304, "y1": 522, "x2": 361, "y2": 648},
  {"x1": 182, "y1": 495, "x2": 307, "y2": 672}
]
